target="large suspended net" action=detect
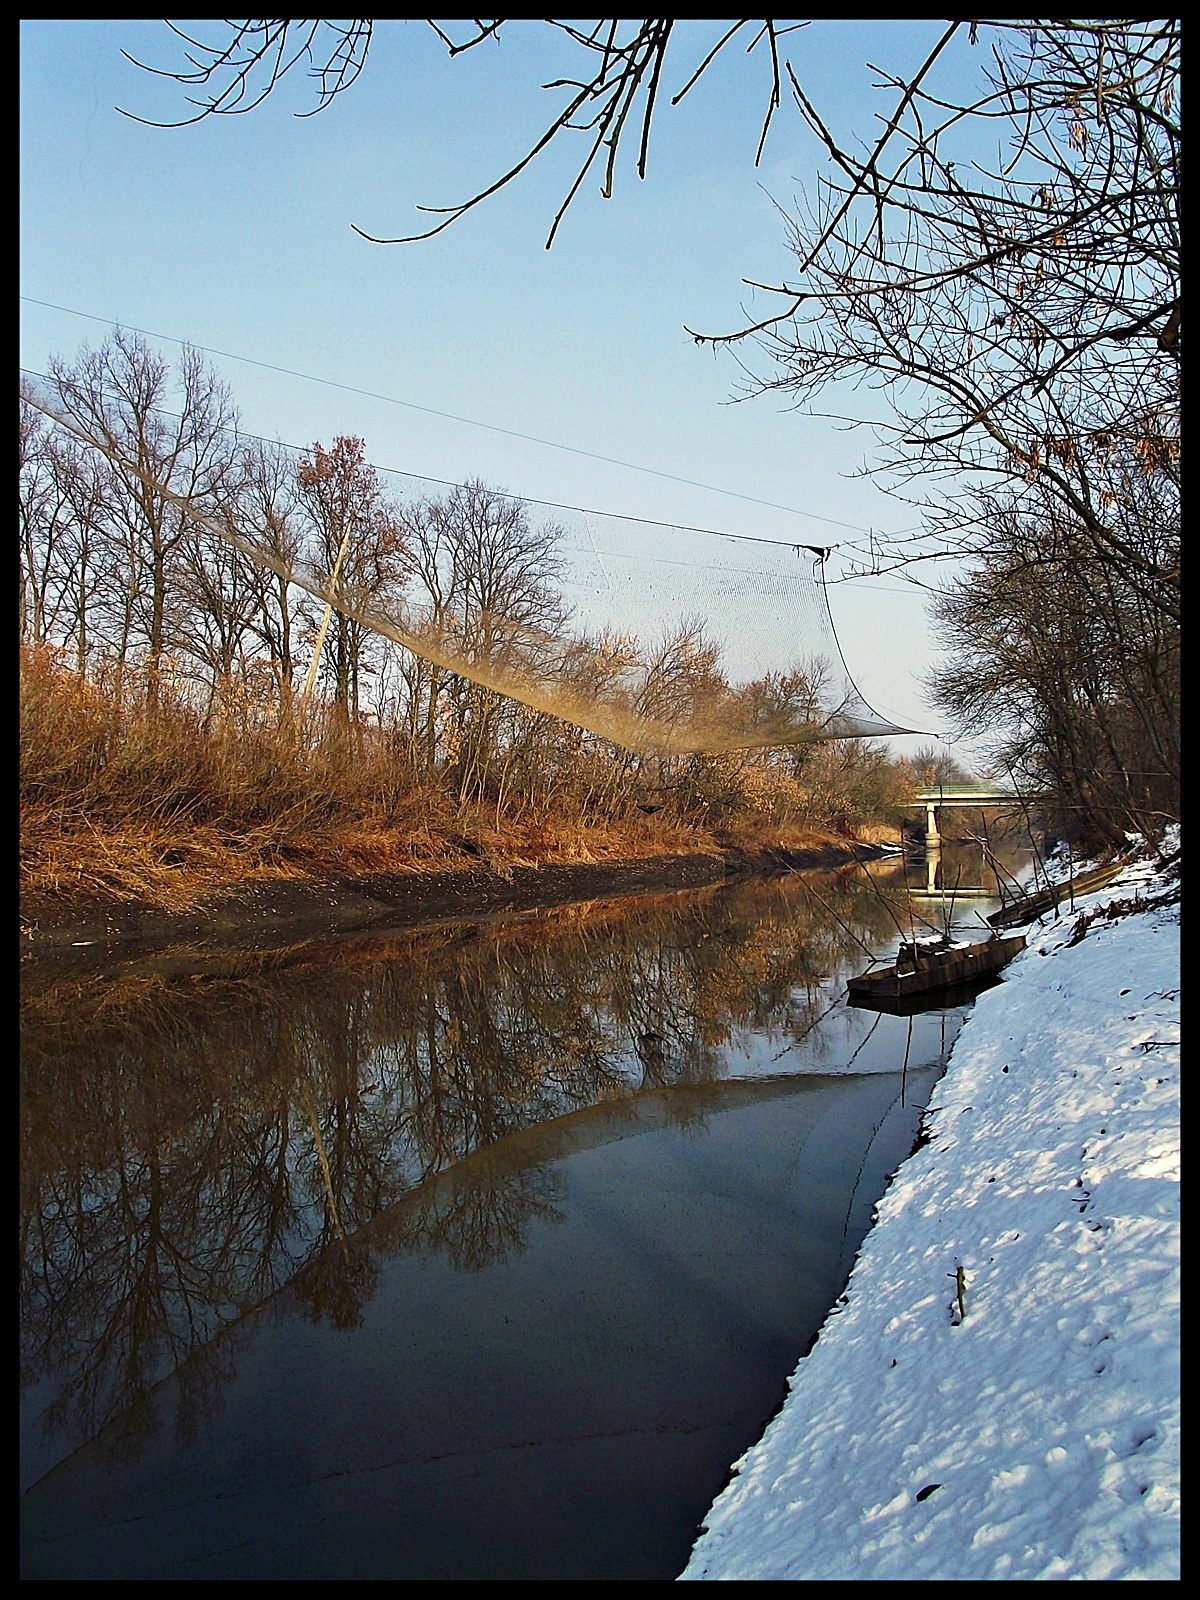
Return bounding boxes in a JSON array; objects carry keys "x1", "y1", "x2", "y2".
[{"x1": 23, "y1": 378, "x2": 913, "y2": 755}]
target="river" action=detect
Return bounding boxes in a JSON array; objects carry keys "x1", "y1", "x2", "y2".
[{"x1": 20, "y1": 843, "x2": 1032, "y2": 1579}]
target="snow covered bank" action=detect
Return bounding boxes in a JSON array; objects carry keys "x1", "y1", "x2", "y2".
[{"x1": 682, "y1": 841, "x2": 1180, "y2": 1582}]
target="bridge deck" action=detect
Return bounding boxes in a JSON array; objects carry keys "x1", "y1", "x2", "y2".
[{"x1": 906, "y1": 789, "x2": 1024, "y2": 806}]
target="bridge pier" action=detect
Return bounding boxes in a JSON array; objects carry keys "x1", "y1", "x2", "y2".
[{"x1": 924, "y1": 803, "x2": 940, "y2": 847}]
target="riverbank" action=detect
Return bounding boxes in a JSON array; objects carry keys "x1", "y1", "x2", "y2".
[
  {"x1": 682, "y1": 835, "x2": 1180, "y2": 1582},
  {"x1": 21, "y1": 645, "x2": 906, "y2": 966},
  {"x1": 19, "y1": 836, "x2": 885, "y2": 979}
]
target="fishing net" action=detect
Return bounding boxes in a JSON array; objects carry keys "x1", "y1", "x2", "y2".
[{"x1": 23, "y1": 378, "x2": 912, "y2": 755}]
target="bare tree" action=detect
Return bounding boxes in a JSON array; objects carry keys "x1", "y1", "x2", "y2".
[
  {"x1": 426, "y1": 481, "x2": 567, "y2": 802},
  {"x1": 633, "y1": 617, "x2": 727, "y2": 733},
  {"x1": 236, "y1": 441, "x2": 306, "y2": 718},
  {"x1": 175, "y1": 515, "x2": 267, "y2": 718},
  {"x1": 712, "y1": 23, "x2": 1180, "y2": 608},
  {"x1": 929, "y1": 481, "x2": 1179, "y2": 848},
  {"x1": 391, "y1": 495, "x2": 466, "y2": 777},
  {"x1": 121, "y1": 20, "x2": 804, "y2": 247},
  {"x1": 19, "y1": 395, "x2": 75, "y2": 648},
  {"x1": 45, "y1": 331, "x2": 244, "y2": 708},
  {"x1": 294, "y1": 436, "x2": 409, "y2": 725},
  {"x1": 53, "y1": 436, "x2": 113, "y2": 675}
]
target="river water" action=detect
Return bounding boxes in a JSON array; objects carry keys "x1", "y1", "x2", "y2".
[{"x1": 20, "y1": 845, "x2": 1030, "y2": 1579}]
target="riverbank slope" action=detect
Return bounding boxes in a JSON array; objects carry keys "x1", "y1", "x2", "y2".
[
  {"x1": 20, "y1": 837, "x2": 887, "y2": 978},
  {"x1": 682, "y1": 836, "x2": 1180, "y2": 1582}
]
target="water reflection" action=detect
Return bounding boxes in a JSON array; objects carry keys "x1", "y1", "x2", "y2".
[
  {"x1": 20, "y1": 851, "x2": 1026, "y2": 1507},
  {"x1": 23, "y1": 1072, "x2": 941, "y2": 1581},
  {"x1": 881, "y1": 837, "x2": 1027, "y2": 917}
]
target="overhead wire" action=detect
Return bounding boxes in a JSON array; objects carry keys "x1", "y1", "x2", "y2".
[
  {"x1": 22, "y1": 374, "x2": 917, "y2": 749},
  {"x1": 19, "y1": 293, "x2": 929, "y2": 549},
  {"x1": 17, "y1": 365, "x2": 923, "y2": 597}
]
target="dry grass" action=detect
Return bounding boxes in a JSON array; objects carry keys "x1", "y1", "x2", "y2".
[
  {"x1": 21, "y1": 649, "x2": 886, "y2": 917},
  {"x1": 21, "y1": 646, "x2": 454, "y2": 910},
  {"x1": 853, "y1": 821, "x2": 905, "y2": 848},
  {"x1": 20, "y1": 649, "x2": 746, "y2": 913}
]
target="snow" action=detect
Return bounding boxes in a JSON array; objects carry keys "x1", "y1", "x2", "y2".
[{"x1": 681, "y1": 835, "x2": 1180, "y2": 1582}]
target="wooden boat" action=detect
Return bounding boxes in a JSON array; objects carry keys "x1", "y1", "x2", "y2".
[
  {"x1": 846, "y1": 932, "x2": 1027, "y2": 1001},
  {"x1": 846, "y1": 972, "x2": 1012, "y2": 1016},
  {"x1": 986, "y1": 859, "x2": 1129, "y2": 930}
]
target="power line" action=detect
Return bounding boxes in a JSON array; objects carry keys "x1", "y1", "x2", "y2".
[
  {"x1": 18, "y1": 364, "x2": 822, "y2": 551},
  {"x1": 19, "y1": 365, "x2": 926, "y2": 596},
  {"x1": 23, "y1": 377, "x2": 922, "y2": 745},
  {"x1": 20, "y1": 293, "x2": 918, "y2": 540}
]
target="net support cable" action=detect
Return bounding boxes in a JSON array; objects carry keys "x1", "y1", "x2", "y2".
[{"x1": 22, "y1": 379, "x2": 915, "y2": 755}]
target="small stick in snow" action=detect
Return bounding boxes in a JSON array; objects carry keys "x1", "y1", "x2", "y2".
[{"x1": 948, "y1": 1264, "x2": 967, "y2": 1324}]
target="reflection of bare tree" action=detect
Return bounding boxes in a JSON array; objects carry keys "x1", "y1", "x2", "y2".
[
  {"x1": 391, "y1": 1163, "x2": 566, "y2": 1275},
  {"x1": 292, "y1": 1235, "x2": 381, "y2": 1333},
  {"x1": 20, "y1": 865, "x2": 915, "y2": 1471}
]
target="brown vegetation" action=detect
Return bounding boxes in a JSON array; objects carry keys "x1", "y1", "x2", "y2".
[{"x1": 21, "y1": 644, "x2": 907, "y2": 918}]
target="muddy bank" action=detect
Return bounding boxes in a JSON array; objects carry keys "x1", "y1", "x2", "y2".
[{"x1": 20, "y1": 840, "x2": 883, "y2": 984}]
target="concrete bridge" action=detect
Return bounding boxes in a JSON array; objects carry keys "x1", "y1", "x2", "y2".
[{"x1": 903, "y1": 786, "x2": 1028, "y2": 847}]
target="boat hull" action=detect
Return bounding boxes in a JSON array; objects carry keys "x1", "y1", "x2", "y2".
[
  {"x1": 846, "y1": 973, "x2": 1008, "y2": 1016},
  {"x1": 846, "y1": 934, "x2": 1026, "y2": 1000},
  {"x1": 987, "y1": 860, "x2": 1128, "y2": 930}
]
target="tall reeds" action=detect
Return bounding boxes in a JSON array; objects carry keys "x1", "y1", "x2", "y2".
[
  {"x1": 20, "y1": 645, "x2": 458, "y2": 907},
  {"x1": 19, "y1": 648, "x2": 710, "y2": 909}
]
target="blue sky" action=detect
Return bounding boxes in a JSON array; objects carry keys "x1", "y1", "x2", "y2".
[{"x1": 20, "y1": 20, "x2": 993, "y2": 761}]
